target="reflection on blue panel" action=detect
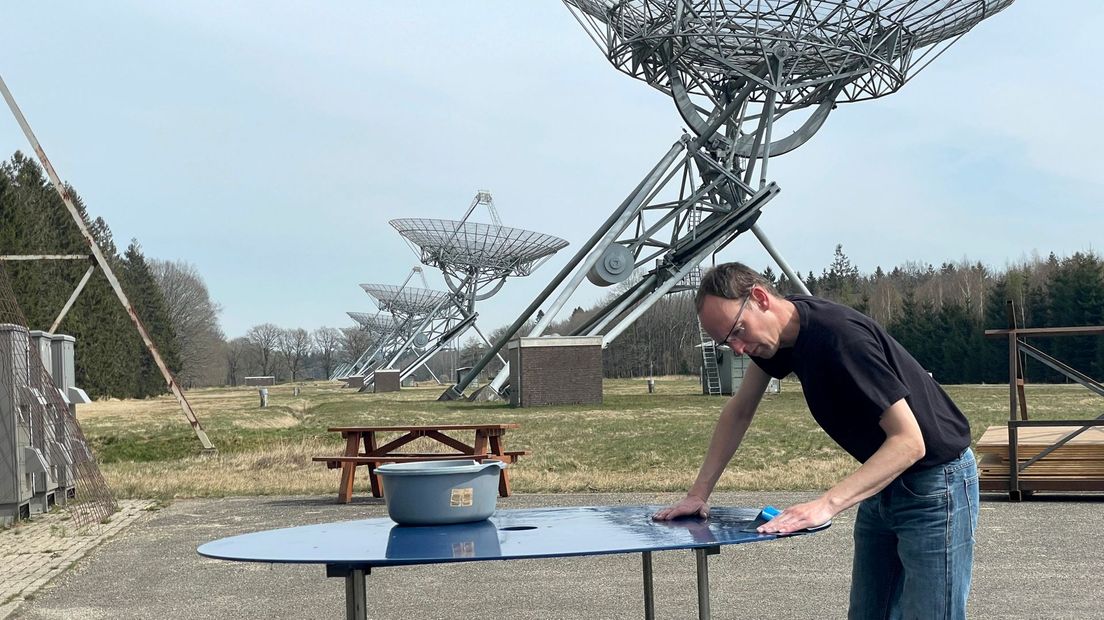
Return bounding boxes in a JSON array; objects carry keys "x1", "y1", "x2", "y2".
[
  {"x1": 197, "y1": 506, "x2": 828, "y2": 568},
  {"x1": 386, "y1": 520, "x2": 502, "y2": 560}
]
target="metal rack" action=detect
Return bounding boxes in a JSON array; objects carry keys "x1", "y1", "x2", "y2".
[
  {"x1": 0, "y1": 268, "x2": 115, "y2": 528},
  {"x1": 981, "y1": 301, "x2": 1104, "y2": 500}
]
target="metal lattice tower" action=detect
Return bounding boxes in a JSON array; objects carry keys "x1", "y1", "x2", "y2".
[{"x1": 445, "y1": 0, "x2": 1014, "y2": 400}]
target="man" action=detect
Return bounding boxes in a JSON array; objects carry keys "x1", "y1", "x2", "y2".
[{"x1": 654, "y1": 262, "x2": 979, "y2": 619}]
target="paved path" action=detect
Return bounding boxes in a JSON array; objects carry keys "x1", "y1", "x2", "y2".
[
  {"x1": 3, "y1": 492, "x2": 1103, "y2": 619},
  {"x1": 0, "y1": 500, "x2": 154, "y2": 619}
]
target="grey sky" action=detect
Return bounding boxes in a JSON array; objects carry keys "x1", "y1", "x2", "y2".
[{"x1": 2, "y1": 2, "x2": 1100, "y2": 339}]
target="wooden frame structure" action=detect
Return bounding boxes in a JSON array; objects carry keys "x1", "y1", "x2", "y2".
[
  {"x1": 0, "y1": 74, "x2": 213, "y2": 450},
  {"x1": 982, "y1": 300, "x2": 1104, "y2": 500}
]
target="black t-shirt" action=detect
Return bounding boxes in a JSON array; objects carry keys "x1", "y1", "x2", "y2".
[{"x1": 752, "y1": 295, "x2": 970, "y2": 471}]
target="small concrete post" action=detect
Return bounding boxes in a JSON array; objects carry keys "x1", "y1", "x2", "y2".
[
  {"x1": 647, "y1": 378, "x2": 655, "y2": 393},
  {"x1": 293, "y1": 386, "x2": 301, "y2": 397},
  {"x1": 259, "y1": 388, "x2": 269, "y2": 408}
]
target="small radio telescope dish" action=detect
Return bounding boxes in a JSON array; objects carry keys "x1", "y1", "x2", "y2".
[
  {"x1": 346, "y1": 311, "x2": 398, "y2": 334},
  {"x1": 339, "y1": 283, "x2": 456, "y2": 385},
  {"x1": 360, "y1": 284, "x2": 453, "y2": 317}
]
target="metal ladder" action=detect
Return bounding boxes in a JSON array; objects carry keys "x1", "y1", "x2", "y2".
[
  {"x1": 697, "y1": 306, "x2": 722, "y2": 395},
  {"x1": 681, "y1": 204, "x2": 723, "y2": 396},
  {"x1": 685, "y1": 264, "x2": 722, "y2": 395}
]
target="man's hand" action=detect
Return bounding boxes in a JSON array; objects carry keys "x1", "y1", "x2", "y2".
[
  {"x1": 757, "y1": 498, "x2": 835, "y2": 534},
  {"x1": 652, "y1": 495, "x2": 709, "y2": 521}
]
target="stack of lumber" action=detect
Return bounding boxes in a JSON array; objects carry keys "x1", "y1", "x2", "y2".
[{"x1": 977, "y1": 425, "x2": 1104, "y2": 488}]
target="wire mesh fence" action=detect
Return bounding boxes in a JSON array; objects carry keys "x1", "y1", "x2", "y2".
[{"x1": 0, "y1": 265, "x2": 116, "y2": 530}]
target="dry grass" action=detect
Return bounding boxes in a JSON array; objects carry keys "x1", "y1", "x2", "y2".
[
  {"x1": 80, "y1": 378, "x2": 1102, "y2": 499},
  {"x1": 104, "y1": 439, "x2": 337, "y2": 497}
]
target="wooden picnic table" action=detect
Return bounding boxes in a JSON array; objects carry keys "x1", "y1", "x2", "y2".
[{"x1": 313, "y1": 423, "x2": 527, "y2": 503}]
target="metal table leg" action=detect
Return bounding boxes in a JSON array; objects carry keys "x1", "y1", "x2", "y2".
[
  {"x1": 695, "y1": 546, "x2": 720, "y2": 620},
  {"x1": 643, "y1": 551, "x2": 655, "y2": 620},
  {"x1": 327, "y1": 564, "x2": 369, "y2": 620}
]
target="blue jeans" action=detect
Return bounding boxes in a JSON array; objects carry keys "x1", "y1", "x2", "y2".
[{"x1": 848, "y1": 448, "x2": 979, "y2": 620}]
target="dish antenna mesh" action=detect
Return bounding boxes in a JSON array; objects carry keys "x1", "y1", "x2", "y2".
[
  {"x1": 390, "y1": 218, "x2": 568, "y2": 278},
  {"x1": 566, "y1": 0, "x2": 1014, "y2": 103},
  {"x1": 359, "y1": 284, "x2": 452, "y2": 317},
  {"x1": 346, "y1": 312, "x2": 397, "y2": 331}
]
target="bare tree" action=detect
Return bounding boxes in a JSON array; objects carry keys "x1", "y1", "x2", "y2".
[
  {"x1": 245, "y1": 323, "x2": 281, "y2": 377},
  {"x1": 277, "y1": 327, "x2": 313, "y2": 382},
  {"x1": 313, "y1": 326, "x2": 342, "y2": 379},
  {"x1": 224, "y1": 337, "x2": 248, "y2": 386},
  {"x1": 458, "y1": 334, "x2": 488, "y2": 372},
  {"x1": 149, "y1": 259, "x2": 226, "y2": 386},
  {"x1": 868, "y1": 267, "x2": 902, "y2": 325},
  {"x1": 945, "y1": 259, "x2": 989, "y2": 320},
  {"x1": 339, "y1": 326, "x2": 375, "y2": 366}
]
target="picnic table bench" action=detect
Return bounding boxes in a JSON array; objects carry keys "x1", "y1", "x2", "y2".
[{"x1": 313, "y1": 424, "x2": 527, "y2": 503}]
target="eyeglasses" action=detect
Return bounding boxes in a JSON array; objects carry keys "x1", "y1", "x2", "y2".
[{"x1": 718, "y1": 294, "x2": 751, "y2": 348}]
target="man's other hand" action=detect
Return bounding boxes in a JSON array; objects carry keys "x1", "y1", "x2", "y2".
[{"x1": 652, "y1": 495, "x2": 709, "y2": 520}]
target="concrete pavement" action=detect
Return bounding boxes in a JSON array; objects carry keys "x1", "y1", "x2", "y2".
[{"x1": 3, "y1": 491, "x2": 1103, "y2": 619}]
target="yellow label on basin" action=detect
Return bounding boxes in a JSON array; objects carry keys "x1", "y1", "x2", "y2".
[{"x1": 450, "y1": 487, "x2": 474, "y2": 507}]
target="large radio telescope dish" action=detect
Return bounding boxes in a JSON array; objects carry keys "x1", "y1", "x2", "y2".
[
  {"x1": 566, "y1": 0, "x2": 1013, "y2": 103},
  {"x1": 443, "y1": 1, "x2": 1013, "y2": 401},
  {"x1": 390, "y1": 218, "x2": 569, "y2": 278},
  {"x1": 360, "y1": 284, "x2": 451, "y2": 317}
]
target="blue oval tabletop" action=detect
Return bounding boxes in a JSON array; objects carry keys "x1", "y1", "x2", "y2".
[{"x1": 197, "y1": 505, "x2": 829, "y2": 567}]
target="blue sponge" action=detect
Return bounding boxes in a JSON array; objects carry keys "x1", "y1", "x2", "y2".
[
  {"x1": 742, "y1": 505, "x2": 832, "y2": 534},
  {"x1": 741, "y1": 505, "x2": 781, "y2": 532},
  {"x1": 758, "y1": 505, "x2": 782, "y2": 520}
]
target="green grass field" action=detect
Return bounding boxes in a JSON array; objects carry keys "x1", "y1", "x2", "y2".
[{"x1": 76, "y1": 377, "x2": 1094, "y2": 499}]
